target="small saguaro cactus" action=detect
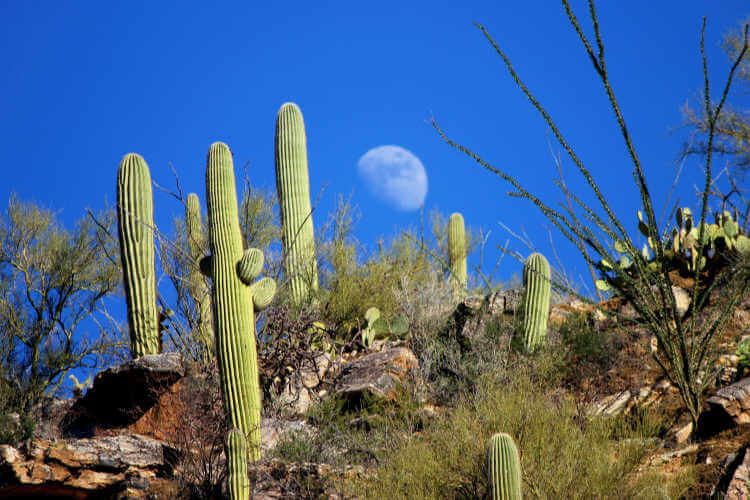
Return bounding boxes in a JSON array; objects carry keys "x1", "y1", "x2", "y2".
[
  {"x1": 448, "y1": 212, "x2": 467, "y2": 299},
  {"x1": 522, "y1": 252, "x2": 551, "y2": 353},
  {"x1": 225, "y1": 428, "x2": 249, "y2": 500},
  {"x1": 275, "y1": 102, "x2": 319, "y2": 305},
  {"x1": 117, "y1": 153, "x2": 160, "y2": 358},
  {"x1": 487, "y1": 433, "x2": 522, "y2": 500},
  {"x1": 185, "y1": 193, "x2": 214, "y2": 358},
  {"x1": 204, "y1": 142, "x2": 277, "y2": 461}
]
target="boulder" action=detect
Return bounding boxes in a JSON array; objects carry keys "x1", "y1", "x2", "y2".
[
  {"x1": 276, "y1": 352, "x2": 331, "y2": 415},
  {"x1": 707, "y1": 377, "x2": 750, "y2": 425},
  {"x1": 450, "y1": 291, "x2": 518, "y2": 347},
  {"x1": 713, "y1": 447, "x2": 750, "y2": 499},
  {"x1": 0, "y1": 434, "x2": 178, "y2": 499},
  {"x1": 334, "y1": 347, "x2": 419, "y2": 405},
  {"x1": 62, "y1": 353, "x2": 185, "y2": 437}
]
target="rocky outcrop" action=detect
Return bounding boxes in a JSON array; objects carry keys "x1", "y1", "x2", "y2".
[
  {"x1": 62, "y1": 353, "x2": 185, "y2": 437},
  {"x1": 334, "y1": 347, "x2": 419, "y2": 405},
  {"x1": 0, "y1": 435, "x2": 178, "y2": 499},
  {"x1": 450, "y1": 291, "x2": 519, "y2": 347},
  {"x1": 707, "y1": 377, "x2": 750, "y2": 425},
  {"x1": 276, "y1": 352, "x2": 332, "y2": 415}
]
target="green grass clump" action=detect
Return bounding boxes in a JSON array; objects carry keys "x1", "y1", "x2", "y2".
[{"x1": 341, "y1": 355, "x2": 685, "y2": 499}]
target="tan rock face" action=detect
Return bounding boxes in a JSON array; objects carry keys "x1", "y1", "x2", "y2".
[
  {"x1": 334, "y1": 347, "x2": 420, "y2": 403},
  {"x1": 708, "y1": 377, "x2": 750, "y2": 425},
  {"x1": 0, "y1": 435, "x2": 177, "y2": 498}
]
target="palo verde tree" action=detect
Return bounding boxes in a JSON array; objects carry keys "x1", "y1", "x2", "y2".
[
  {"x1": 0, "y1": 195, "x2": 123, "y2": 413},
  {"x1": 434, "y1": 1, "x2": 750, "y2": 434}
]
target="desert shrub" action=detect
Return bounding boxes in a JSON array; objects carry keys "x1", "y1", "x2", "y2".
[
  {"x1": 342, "y1": 355, "x2": 682, "y2": 499},
  {"x1": 0, "y1": 378, "x2": 34, "y2": 446}
]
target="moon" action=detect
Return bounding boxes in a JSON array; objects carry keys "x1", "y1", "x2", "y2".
[{"x1": 356, "y1": 145, "x2": 428, "y2": 211}]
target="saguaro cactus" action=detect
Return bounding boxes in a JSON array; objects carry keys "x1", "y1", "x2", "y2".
[
  {"x1": 487, "y1": 433, "x2": 522, "y2": 500},
  {"x1": 448, "y1": 212, "x2": 467, "y2": 299},
  {"x1": 226, "y1": 428, "x2": 249, "y2": 500},
  {"x1": 205, "y1": 142, "x2": 276, "y2": 460},
  {"x1": 275, "y1": 102, "x2": 318, "y2": 305},
  {"x1": 522, "y1": 252, "x2": 551, "y2": 353},
  {"x1": 117, "y1": 153, "x2": 160, "y2": 358},
  {"x1": 185, "y1": 193, "x2": 214, "y2": 358}
]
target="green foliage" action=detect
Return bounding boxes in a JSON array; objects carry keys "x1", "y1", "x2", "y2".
[
  {"x1": 0, "y1": 379, "x2": 34, "y2": 446},
  {"x1": 0, "y1": 195, "x2": 122, "y2": 411},
  {"x1": 448, "y1": 212, "x2": 467, "y2": 300},
  {"x1": 736, "y1": 338, "x2": 750, "y2": 376},
  {"x1": 205, "y1": 142, "x2": 276, "y2": 461},
  {"x1": 116, "y1": 153, "x2": 160, "y2": 358},
  {"x1": 275, "y1": 102, "x2": 319, "y2": 306},
  {"x1": 521, "y1": 253, "x2": 551, "y2": 353},
  {"x1": 487, "y1": 433, "x2": 522, "y2": 500}
]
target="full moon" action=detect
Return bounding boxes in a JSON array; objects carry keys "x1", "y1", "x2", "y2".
[{"x1": 356, "y1": 145, "x2": 428, "y2": 211}]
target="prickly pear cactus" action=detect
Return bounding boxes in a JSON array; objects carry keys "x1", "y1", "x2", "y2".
[
  {"x1": 522, "y1": 252, "x2": 550, "y2": 353},
  {"x1": 275, "y1": 102, "x2": 319, "y2": 305},
  {"x1": 205, "y1": 142, "x2": 276, "y2": 461},
  {"x1": 116, "y1": 153, "x2": 160, "y2": 358},
  {"x1": 185, "y1": 193, "x2": 214, "y2": 358},
  {"x1": 487, "y1": 433, "x2": 522, "y2": 500},
  {"x1": 362, "y1": 307, "x2": 381, "y2": 348},
  {"x1": 448, "y1": 212, "x2": 467, "y2": 299},
  {"x1": 225, "y1": 428, "x2": 249, "y2": 500}
]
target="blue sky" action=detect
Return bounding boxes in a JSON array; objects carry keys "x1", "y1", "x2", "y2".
[{"x1": 2, "y1": 0, "x2": 748, "y2": 297}]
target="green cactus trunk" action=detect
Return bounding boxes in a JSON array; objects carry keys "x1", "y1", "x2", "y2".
[
  {"x1": 488, "y1": 433, "x2": 522, "y2": 500},
  {"x1": 522, "y1": 252, "x2": 551, "y2": 353},
  {"x1": 274, "y1": 102, "x2": 318, "y2": 305},
  {"x1": 448, "y1": 212, "x2": 467, "y2": 299},
  {"x1": 205, "y1": 142, "x2": 268, "y2": 461},
  {"x1": 226, "y1": 428, "x2": 249, "y2": 500},
  {"x1": 185, "y1": 193, "x2": 214, "y2": 359},
  {"x1": 116, "y1": 153, "x2": 160, "y2": 358}
]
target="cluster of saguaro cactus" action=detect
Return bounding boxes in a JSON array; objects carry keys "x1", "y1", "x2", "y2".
[
  {"x1": 522, "y1": 252, "x2": 551, "y2": 353},
  {"x1": 116, "y1": 153, "x2": 160, "y2": 358},
  {"x1": 225, "y1": 428, "x2": 249, "y2": 500},
  {"x1": 204, "y1": 142, "x2": 276, "y2": 461},
  {"x1": 487, "y1": 433, "x2": 522, "y2": 500},
  {"x1": 448, "y1": 212, "x2": 467, "y2": 300},
  {"x1": 185, "y1": 193, "x2": 215, "y2": 359},
  {"x1": 275, "y1": 102, "x2": 319, "y2": 305}
]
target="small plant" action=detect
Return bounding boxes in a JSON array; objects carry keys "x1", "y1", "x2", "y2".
[{"x1": 737, "y1": 339, "x2": 750, "y2": 376}]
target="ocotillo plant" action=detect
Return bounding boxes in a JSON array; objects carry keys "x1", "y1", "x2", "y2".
[
  {"x1": 275, "y1": 102, "x2": 319, "y2": 305},
  {"x1": 225, "y1": 428, "x2": 249, "y2": 500},
  {"x1": 522, "y1": 252, "x2": 550, "y2": 353},
  {"x1": 204, "y1": 142, "x2": 276, "y2": 461},
  {"x1": 487, "y1": 433, "x2": 522, "y2": 500},
  {"x1": 448, "y1": 212, "x2": 467, "y2": 299},
  {"x1": 117, "y1": 153, "x2": 160, "y2": 358},
  {"x1": 185, "y1": 193, "x2": 214, "y2": 359}
]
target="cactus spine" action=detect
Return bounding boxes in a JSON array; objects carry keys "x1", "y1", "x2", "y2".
[
  {"x1": 448, "y1": 212, "x2": 467, "y2": 299},
  {"x1": 522, "y1": 252, "x2": 550, "y2": 353},
  {"x1": 117, "y1": 153, "x2": 160, "y2": 358},
  {"x1": 205, "y1": 142, "x2": 276, "y2": 461},
  {"x1": 226, "y1": 428, "x2": 249, "y2": 500},
  {"x1": 275, "y1": 102, "x2": 318, "y2": 305},
  {"x1": 185, "y1": 193, "x2": 214, "y2": 359},
  {"x1": 487, "y1": 433, "x2": 522, "y2": 500}
]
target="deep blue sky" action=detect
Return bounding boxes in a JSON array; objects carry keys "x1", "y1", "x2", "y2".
[{"x1": 2, "y1": 0, "x2": 748, "y2": 296}]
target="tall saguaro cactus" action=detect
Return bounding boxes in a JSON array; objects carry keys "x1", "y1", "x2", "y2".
[
  {"x1": 274, "y1": 102, "x2": 318, "y2": 305},
  {"x1": 522, "y1": 252, "x2": 551, "y2": 353},
  {"x1": 448, "y1": 212, "x2": 467, "y2": 299},
  {"x1": 226, "y1": 428, "x2": 249, "y2": 500},
  {"x1": 185, "y1": 193, "x2": 214, "y2": 358},
  {"x1": 205, "y1": 142, "x2": 276, "y2": 461},
  {"x1": 117, "y1": 153, "x2": 160, "y2": 358},
  {"x1": 487, "y1": 433, "x2": 522, "y2": 500}
]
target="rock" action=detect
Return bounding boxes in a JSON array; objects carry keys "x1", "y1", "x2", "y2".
[
  {"x1": 260, "y1": 418, "x2": 309, "y2": 454},
  {"x1": 707, "y1": 377, "x2": 750, "y2": 425},
  {"x1": 588, "y1": 390, "x2": 631, "y2": 416},
  {"x1": 0, "y1": 434, "x2": 178, "y2": 498},
  {"x1": 334, "y1": 347, "x2": 420, "y2": 405},
  {"x1": 277, "y1": 352, "x2": 331, "y2": 415},
  {"x1": 715, "y1": 447, "x2": 750, "y2": 499},
  {"x1": 450, "y1": 292, "x2": 516, "y2": 347},
  {"x1": 62, "y1": 353, "x2": 185, "y2": 437}
]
